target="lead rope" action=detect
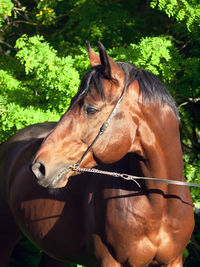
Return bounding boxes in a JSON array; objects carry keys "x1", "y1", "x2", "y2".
[{"x1": 70, "y1": 165, "x2": 200, "y2": 188}]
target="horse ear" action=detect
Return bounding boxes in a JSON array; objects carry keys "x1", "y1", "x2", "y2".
[
  {"x1": 86, "y1": 41, "x2": 124, "y2": 81},
  {"x1": 86, "y1": 41, "x2": 101, "y2": 67},
  {"x1": 98, "y1": 42, "x2": 111, "y2": 79},
  {"x1": 98, "y1": 41, "x2": 124, "y2": 80}
]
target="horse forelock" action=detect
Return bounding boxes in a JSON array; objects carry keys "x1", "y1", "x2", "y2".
[
  {"x1": 71, "y1": 61, "x2": 179, "y2": 120},
  {"x1": 70, "y1": 66, "x2": 106, "y2": 107},
  {"x1": 75, "y1": 63, "x2": 129, "y2": 104}
]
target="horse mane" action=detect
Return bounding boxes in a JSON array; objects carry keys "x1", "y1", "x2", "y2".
[{"x1": 73, "y1": 62, "x2": 179, "y2": 120}]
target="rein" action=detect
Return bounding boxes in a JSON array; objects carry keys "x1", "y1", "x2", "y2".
[{"x1": 69, "y1": 70, "x2": 200, "y2": 189}]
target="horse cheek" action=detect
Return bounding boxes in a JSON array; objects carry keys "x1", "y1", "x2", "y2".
[{"x1": 93, "y1": 129, "x2": 132, "y2": 164}]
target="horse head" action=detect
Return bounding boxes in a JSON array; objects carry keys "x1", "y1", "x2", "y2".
[{"x1": 31, "y1": 42, "x2": 179, "y2": 189}]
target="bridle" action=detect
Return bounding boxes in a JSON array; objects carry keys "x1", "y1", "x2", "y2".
[
  {"x1": 69, "y1": 71, "x2": 200, "y2": 189},
  {"x1": 74, "y1": 71, "x2": 129, "y2": 168}
]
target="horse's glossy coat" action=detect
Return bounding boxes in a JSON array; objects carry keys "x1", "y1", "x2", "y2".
[{"x1": 0, "y1": 42, "x2": 194, "y2": 266}]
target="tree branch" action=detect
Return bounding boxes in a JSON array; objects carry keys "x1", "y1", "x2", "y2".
[
  {"x1": 0, "y1": 40, "x2": 16, "y2": 51},
  {"x1": 178, "y1": 97, "x2": 200, "y2": 108},
  {"x1": 10, "y1": 20, "x2": 41, "y2": 26}
]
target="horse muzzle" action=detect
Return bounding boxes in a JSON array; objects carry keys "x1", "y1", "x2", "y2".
[{"x1": 31, "y1": 160, "x2": 72, "y2": 188}]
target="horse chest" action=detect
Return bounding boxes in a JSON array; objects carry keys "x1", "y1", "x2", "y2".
[{"x1": 89, "y1": 191, "x2": 183, "y2": 266}]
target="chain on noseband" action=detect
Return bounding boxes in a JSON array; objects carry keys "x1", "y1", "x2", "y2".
[{"x1": 69, "y1": 71, "x2": 200, "y2": 189}]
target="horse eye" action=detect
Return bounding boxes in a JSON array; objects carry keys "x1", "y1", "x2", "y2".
[{"x1": 84, "y1": 105, "x2": 100, "y2": 116}]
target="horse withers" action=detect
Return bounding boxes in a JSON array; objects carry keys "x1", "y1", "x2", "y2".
[{"x1": 0, "y1": 42, "x2": 194, "y2": 267}]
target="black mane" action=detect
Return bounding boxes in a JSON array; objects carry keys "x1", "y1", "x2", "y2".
[{"x1": 72, "y1": 62, "x2": 179, "y2": 119}]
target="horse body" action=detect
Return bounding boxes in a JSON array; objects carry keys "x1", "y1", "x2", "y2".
[{"x1": 0, "y1": 42, "x2": 194, "y2": 267}]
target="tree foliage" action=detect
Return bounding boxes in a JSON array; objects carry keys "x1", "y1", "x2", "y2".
[
  {"x1": 0, "y1": 0, "x2": 13, "y2": 26},
  {"x1": 0, "y1": 0, "x2": 200, "y2": 266},
  {"x1": 15, "y1": 34, "x2": 80, "y2": 111},
  {"x1": 150, "y1": 0, "x2": 200, "y2": 31}
]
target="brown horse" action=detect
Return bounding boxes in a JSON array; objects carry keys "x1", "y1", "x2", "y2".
[{"x1": 0, "y1": 42, "x2": 194, "y2": 267}]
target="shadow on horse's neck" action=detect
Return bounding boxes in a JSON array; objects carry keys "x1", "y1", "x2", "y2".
[
  {"x1": 88, "y1": 148, "x2": 192, "y2": 208},
  {"x1": 91, "y1": 153, "x2": 145, "y2": 190},
  {"x1": 95, "y1": 153, "x2": 143, "y2": 174}
]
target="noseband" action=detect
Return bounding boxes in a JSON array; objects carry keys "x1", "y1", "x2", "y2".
[{"x1": 74, "y1": 71, "x2": 129, "y2": 168}]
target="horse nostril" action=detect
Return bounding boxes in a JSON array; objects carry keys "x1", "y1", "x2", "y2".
[{"x1": 31, "y1": 161, "x2": 46, "y2": 180}]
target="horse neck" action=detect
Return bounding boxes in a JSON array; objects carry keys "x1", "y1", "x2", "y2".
[{"x1": 136, "y1": 103, "x2": 184, "y2": 196}]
